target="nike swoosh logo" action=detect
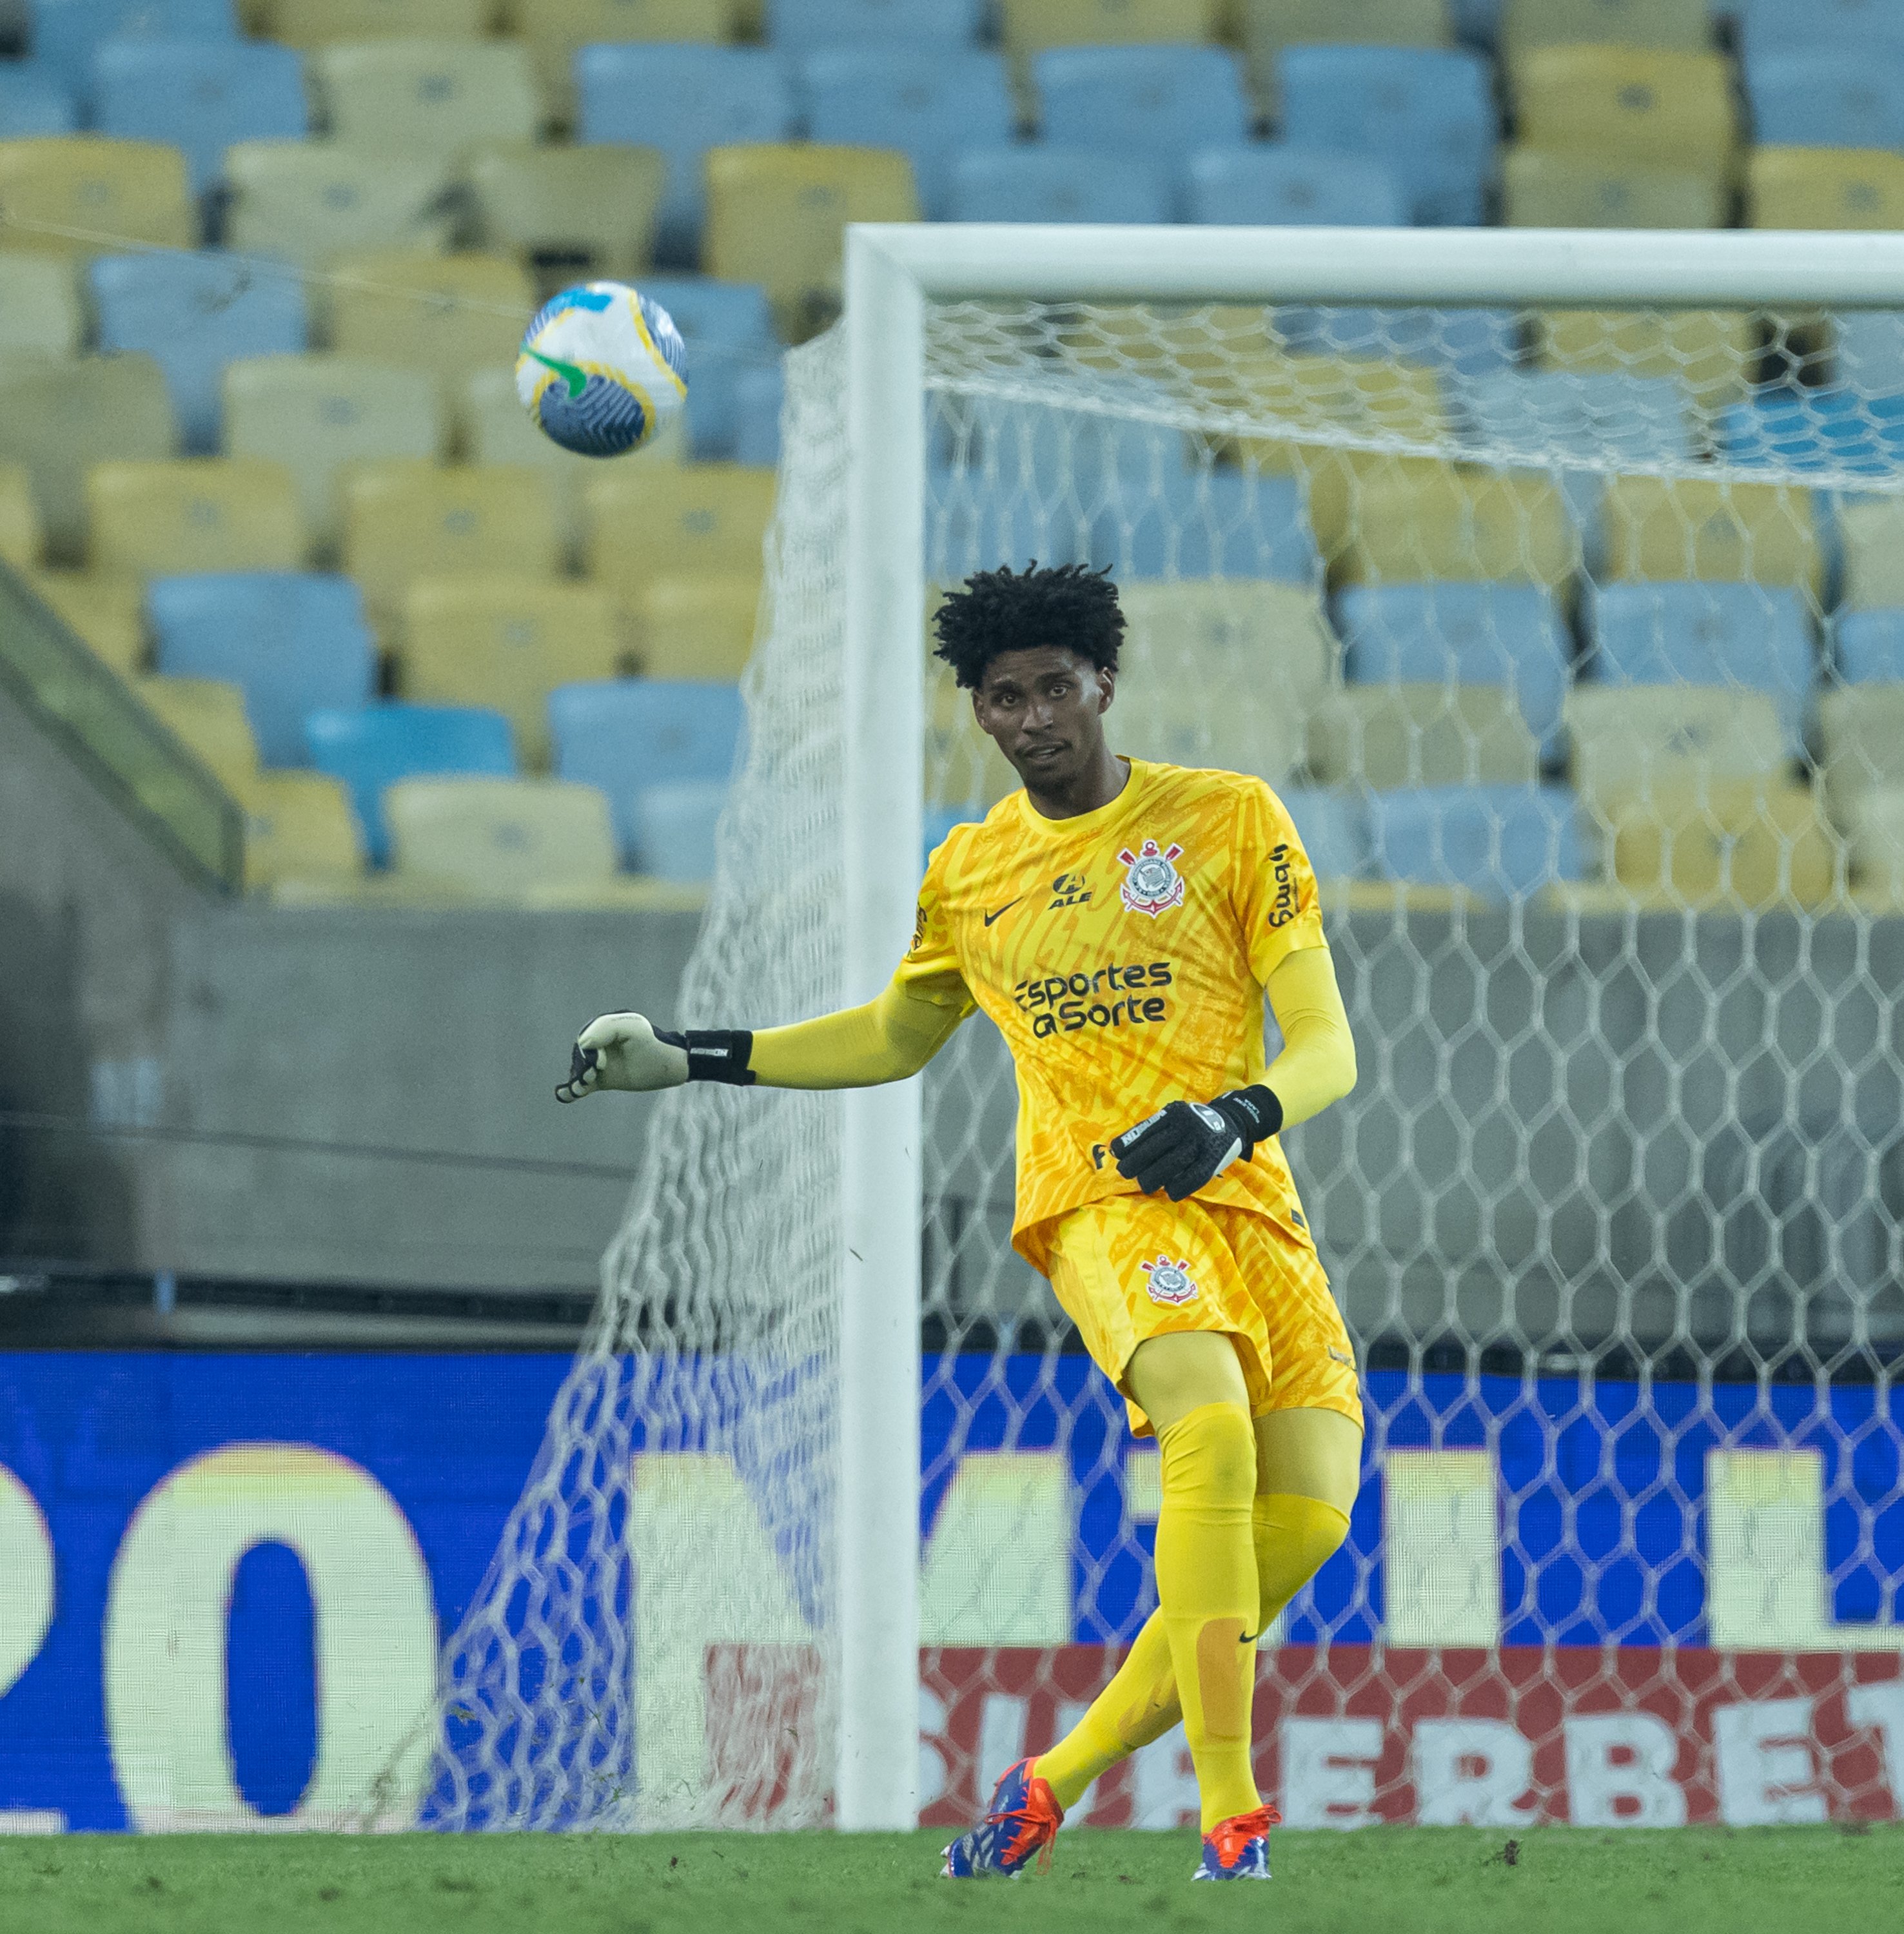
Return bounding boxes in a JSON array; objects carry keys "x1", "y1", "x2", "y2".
[
  {"x1": 983, "y1": 897, "x2": 1025, "y2": 927},
  {"x1": 524, "y1": 346, "x2": 588, "y2": 399},
  {"x1": 1239, "y1": 1628, "x2": 1262, "y2": 1645}
]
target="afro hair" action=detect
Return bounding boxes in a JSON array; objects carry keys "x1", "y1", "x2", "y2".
[{"x1": 930, "y1": 562, "x2": 1124, "y2": 690}]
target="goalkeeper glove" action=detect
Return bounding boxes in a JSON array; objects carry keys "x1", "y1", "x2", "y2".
[
  {"x1": 1109, "y1": 1085, "x2": 1284, "y2": 1203},
  {"x1": 555, "y1": 1013, "x2": 755, "y2": 1102}
]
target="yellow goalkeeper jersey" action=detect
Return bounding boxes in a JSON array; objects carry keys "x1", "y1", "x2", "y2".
[{"x1": 898, "y1": 758, "x2": 1328, "y2": 1270}]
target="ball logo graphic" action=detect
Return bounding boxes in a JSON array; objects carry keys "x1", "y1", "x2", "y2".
[
  {"x1": 1139, "y1": 1256, "x2": 1199, "y2": 1306},
  {"x1": 1118, "y1": 839, "x2": 1186, "y2": 917},
  {"x1": 516, "y1": 280, "x2": 687, "y2": 458}
]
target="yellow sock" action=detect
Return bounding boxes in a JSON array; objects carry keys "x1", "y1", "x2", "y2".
[
  {"x1": 1034, "y1": 1614, "x2": 1175, "y2": 1811},
  {"x1": 1252, "y1": 1492, "x2": 1351, "y2": 1632},
  {"x1": 1153, "y1": 1401, "x2": 1261, "y2": 1832}
]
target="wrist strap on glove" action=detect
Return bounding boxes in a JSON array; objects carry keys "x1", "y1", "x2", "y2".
[
  {"x1": 1212, "y1": 1084, "x2": 1283, "y2": 1158},
  {"x1": 654, "y1": 1027, "x2": 756, "y2": 1086}
]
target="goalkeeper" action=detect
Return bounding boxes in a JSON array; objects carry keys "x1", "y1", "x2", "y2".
[{"x1": 558, "y1": 562, "x2": 1361, "y2": 1884}]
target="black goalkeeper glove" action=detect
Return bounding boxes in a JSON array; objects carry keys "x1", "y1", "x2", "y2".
[{"x1": 1109, "y1": 1085, "x2": 1284, "y2": 1202}]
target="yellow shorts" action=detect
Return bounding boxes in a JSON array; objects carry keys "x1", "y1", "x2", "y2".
[{"x1": 1039, "y1": 1195, "x2": 1362, "y2": 1438}]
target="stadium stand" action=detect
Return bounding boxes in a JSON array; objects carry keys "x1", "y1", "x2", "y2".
[
  {"x1": 324, "y1": 251, "x2": 536, "y2": 395},
  {"x1": 582, "y1": 463, "x2": 774, "y2": 603},
  {"x1": 947, "y1": 146, "x2": 1171, "y2": 225},
  {"x1": 994, "y1": 0, "x2": 1223, "y2": 54},
  {"x1": 311, "y1": 38, "x2": 542, "y2": 157},
  {"x1": 0, "y1": 251, "x2": 81, "y2": 354},
  {"x1": 1598, "y1": 476, "x2": 1821, "y2": 593},
  {"x1": 1333, "y1": 462, "x2": 1578, "y2": 588},
  {"x1": 1096, "y1": 465, "x2": 1319, "y2": 583},
  {"x1": 261, "y1": 0, "x2": 491, "y2": 45},
  {"x1": 732, "y1": 364, "x2": 785, "y2": 466},
  {"x1": 1310, "y1": 685, "x2": 1540, "y2": 788},
  {"x1": 86, "y1": 457, "x2": 306, "y2": 580},
  {"x1": 1511, "y1": 46, "x2": 1739, "y2": 185},
  {"x1": 1500, "y1": 0, "x2": 1710, "y2": 55},
  {"x1": 1237, "y1": 0, "x2": 1452, "y2": 101},
  {"x1": 462, "y1": 144, "x2": 667, "y2": 285},
  {"x1": 1500, "y1": 149, "x2": 1725, "y2": 229},
  {"x1": 134, "y1": 673, "x2": 262, "y2": 791},
  {"x1": 1367, "y1": 783, "x2": 1584, "y2": 896},
  {"x1": 1748, "y1": 146, "x2": 1904, "y2": 229},
  {"x1": 1837, "y1": 496, "x2": 1904, "y2": 609},
  {"x1": 0, "y1": 62, "x2": 75, "y2": 137},
  {"x1": 1032, "y1": 46, "x2": 1251, "y2": 161},
  {"x1": 306, "y1": 702, "x2": 516, "y2": 864},
  {"x1": 1834, "y1": 609, "x2": 1904, "y2": 685},
  {"x1": 0, "y1": 462, "x2": 40, "y2": 570},
  {"x1": 1185, "y1": 145, "x2": 1408, "y2": 226},
  {"x1": 633, "y1": 277, "x2": 778, "y2": 460},
  {"x1": 1743, "y1": 50, "x2": 1904, "y2": 151},
  {"x1": 27, "y1": 0, "x2": 237, "y2": 90},
  {"x1": 221, "y1": 141, "x2": 458, "y2": 265},
  {"x1": 239, "y1": 769, "x2": 366, "y2": 891},
  {"x1": 627, "y1": 778, "x2": 729, "y2": 881},
  {"x1": 1533, "y1": 309, "x2": 1757, "y2": 409},
  {"x1": 1732, "y1": 0, "x2": 1904, "y2": 56},
  {"x1": 21, "y1": 571, "x2": 145, "y2": 674},
  {"x1": 1565, "y1": 687, "x2": 1789, "y2": 799},
  {"x1": 1820, "y1": 683, "x2": 1904, "y2": 826},
  {"x1": 1279, "y1": 783, "x2": 1373, "y2": 883},
  {"x1": 509, "y1": 1, "x2": 743, "y2": 127},
  {"x1": 625, "y1": 574, "x2": 760, "y2": 679},
  {"x1": 385, "y1": 775, "x2": 620, "y2": 896},
  {"x1": 772, "y1": 0, "x2": 982, "y2": 48},
  {"x1": 0, "y1": 135, "x2": 195, "y2": 254},
  {"x1": 1600, "y1": 779, "x2": 1839, "y2": 909}
]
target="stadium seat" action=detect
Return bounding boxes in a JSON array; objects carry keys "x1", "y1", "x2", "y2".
[
  {"x1": 1732, "y1": 0, "x2": 1904, "y2": 55},
  {"x1": 550, "y1": 676, "x2": 744, "y2": 860},
  {"x1": 1533, "y1": 309, "x2": 1758, "y2": 411},
  {"x1": 732, "y1": 364, "x2": 784, "y2": 467},
  {"x1": 1598, "y1": 779, "x2": 1839, "y2": 909},
  {"x1": 305, "y1": 703, "x2": 516, "y2": 864},
  {"x1": 947, "y1": 147, "x2": 1172, "y2": 226},
  {"x1": 1819, "y1": 682, "x2": 1904, "y2": 824},
  {"x1": 1310, "y1": 686, "x2": 1540, "y2": 788},
  {"x1": 1837, "y1": 496, "x2": 1904, "y2": 609},
  {"x1": 625, "y1": 574, "x2": 759, "y2": 679},
  {"x1": 773, "y1": 0, "x2": 982, "y2": 46},
  {"x1": 148, "y1": 572, "x2": 377, "y2": 767},
  {"x1": 1185, "y1": 145, "x2": 1408, "y2": 227},
  {"x1": 260, "y1": 0, "x2": 489, "y2": 44},
  {"x1": 135, "y1": 674, "x2": 260, "y2": 791},
  {"x1": 342, "y1": 462, "x2": 562, "y2": 630},
  {"x1": 513, "y1": 0, "x2": 737, "y2": 44},
  {"x1": 0, "y1": 62, "x2": 76, "y2": 136},
  {"x1": 583, "y1": 463, "x2": 774, "y2": 603},
  {"x1": 90, "y1": 253, "x2": 306, "y2": 456},
  {"x1": 386, "y1": 774, "x2": 619, "y2": 895},
  {"x1": 576, "y1": 46, "x2": 796, "y2": 261},
  {"x1": 995, "y1": 0, "x2": 1222, "y2": 53},
  {"x1": 28, "y1": 0, "x2": 236, "y2": 91},
  {"x1": 1095, "y1": 465, "x2": 1319, "y2": 583},
  {"x1": 633, "y1": 276, "x2": 778, "y2": 460},
  {"x1": 1748, "y1": 147, "x2": 1904, "y2": 230},
  {"x1": 1834, "y1": 609, "x2": 1904, "y2": 685},
  {"x1": 703, "y1": 144, "x2": 917, "y2": 342},
  {"x1": 927, "y1": 460, "x2": 1095, "y2": 578},
  {"x1": 1745, "y1": 50, "x2": 1904, "y2": 151},
  {"x1": 1846, "y1": 783, "x2": 1904, "y2": 901},
  {"x1": 240, "y1": 770, "x2": 366, "y2": 891},
  {"x1": 1366, "y1": 784, "x2": 1584, "y2": 898},
  {"x1": 1033, "y1": 46, "x2": 1249, "y2": 162},
  {"x1": 629, "y1": 778, "x2": 727, "y2": 880},
  {"x1": 1277, "y1": 46, "x2": 1495, "y2": 226},
  {"x1": 0, "y1": 462, "x2": 41, "y2": 571},
  {"x1": 92, "y1": 39, "x2": 306, "y2": 199},
  {"x1": 1278, "y1": 785, "x2": 1372, "y2": 884},
  {"x1": 1335, "y1": 462, "x2": 1577, "y2": 589},
  {"x1": 0, "y1": 251, "x2": 81, "y2": 355},
  {"x1": 0, "y1": 137, "x2": 193, "y2": 257},
  {"x1": 1500, "y1": 0, "x2": 1708, "y2": 55},
  {"x1": 1587, "y1": 581, "x2": 1815, "y2": 756},
  {"x1": 1565, "y1": 687, "x2": 1788, "y2": 802},
  {"x1": 462, "y1": 145, "x2": 666, "y2": 283},
  {"x1": 325, "y1": 251, "x2": 536, "y2": 396},
  {"x1": 1511, "y1": 48, "x2": 1738, "y2": 184},
  {"x1": 1832, "y1": 310, "x2": 1904, "y2": 391},
  {"x1": 23, "y1": 569, "x2": 146, "y2": 674},
  {"x1": 87, "y1": 458, "x2": 306, "y2": 580},
  {"x1": 1500, "y1": 148, "x2": 1725, "y2": 229},
  {"x1": 224, "y1": 355, "x2": 447, "y2": 560},
  {"x1": 1458, "y1": 369, "x2": 1695, "y2": 477},
  {"x1": 800, "y1": 49, "x2": 1013, "y2": 221},
  {"x1": 398, "y1": 575, "x2": 622, "y2": 769},
  {"x1": 1272, "y1": 306, "x2": 1517, "y2": 379},
  {"x1": 1598, "y1": 476, "x2": 1821, "y2": 594},
  {"x1": 1237, "y1": 0, "x2": 1451, "y2": 102},
  {"x1": 313, "y1": 39, "x2": 542, "y2": 157},
  {"x1": 222, "y1": 142, "x2": 456, "y2": 266},
  {"x1": 1717, "y1": 390, "x2": 1904, "y2": 483},
  {"x1": 1338, "y1": 582, "x2": 1568, "y2": 756}
]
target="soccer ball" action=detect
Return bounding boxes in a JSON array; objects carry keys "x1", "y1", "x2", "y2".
[{"x1": 515, "y1": 280, "x2": 688, "y2": 458}]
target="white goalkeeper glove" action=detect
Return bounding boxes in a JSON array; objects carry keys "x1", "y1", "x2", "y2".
[{"x1": 555, "y1": 1013, "x2": 755, "y2": 1102}]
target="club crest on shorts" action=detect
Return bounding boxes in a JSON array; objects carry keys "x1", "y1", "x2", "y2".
[
  {"x1": 1140, "y1": 1256, "x2": 1199, "y2": 1306},
  {"x1": 1118, "y1": 839, "x2": 1185, "y2": 917}
]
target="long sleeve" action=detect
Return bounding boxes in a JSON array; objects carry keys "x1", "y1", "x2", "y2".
[
  {"x1": 749, "y1": 966, "x2": 973, "y2": 1089},
  {"x1": 1262, "y1": 944, "x2": 1357, "y2": 1129}
]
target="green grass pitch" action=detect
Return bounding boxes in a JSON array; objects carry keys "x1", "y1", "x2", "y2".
[{"x1": 2, "y1": 1826, "x2": 1899, "y2": 1934}]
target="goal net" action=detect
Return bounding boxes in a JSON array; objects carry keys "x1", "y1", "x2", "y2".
[{"x1": 419, "y1": 231, "x2": 1904, "y2": 1833}]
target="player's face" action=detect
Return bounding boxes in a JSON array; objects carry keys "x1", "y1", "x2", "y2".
[{"x1": 970, "y1": 645, "x2": 1115, "y2": 790}]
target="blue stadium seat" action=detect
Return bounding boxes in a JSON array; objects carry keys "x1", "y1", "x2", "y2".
[
  {"x1": 1833, "y1": 313, "x2": 1904, "y2": 391},
  {"x1": 801, "y1": 48, "x2": 1014, "y2": 219},
  {"x1": 93, "y1": 38, "x2": 307, "y2": 199},
  {"x1": 1588, "y1": 581, "x2": 1816, "y2": 755},
  {"x1": 1277, "y1": 46, "x2": 1495, "y2": 226},
  {"x1": 90, "y1": 252, "x2": 306, "y2": 454},
  {"x1": 1735, "y1": 0, "x2": 1904, "y2": 57},
  {"x1": 1275, "y1": 306, "x2": 1519, "y2": 379},
  {"x1": 947, "y1": 147, "x2": 1172, "y2": 224},
  {"x1": 1717, "y1": 391, "x2": 1904, "y2": 482},
  {"x1": 150, "y1": 573, "x2": 377, "y2": 770},
  {"x1": 1186, "y1": 145, "x2": 1408, "y2": 227},
  {"x1": 306, "y1": 704, "x2": 516, "y2": 866},
  {"x1": 1097, "y1": 465, "x2": 1319, "y2": 583},
  {"x1": 576, "y1": 46, "x2": 795, "y2": 262},
  {"x1": 927, "y1": 460, "x2": 1096, "y2": 578},
  {"x1": 770, "y1": 0, "x2": 983, "y2": 50},
  {"x1": 0, "y1": 61, "x2": 76, "y2": 136},
  {"x1": 1337, "y1": 583, "x2": 1571, "y2": 756},
  {"x1": 630, "y1": 779, "x2": 728, "y2": 882},
  {"x1": 1834, "y1": 609, "x2": 1904, "y2": 684},
  {"x1": 28, "y1": 0, "x2": 235, "y2": 94},
  {"x1": 733, "y1": 363, "x2": 785, "y2": 467},
  {"x1": 1280, "y1": 787, "x2": 1371, "y2": 884},
  {"x1": 549, "y1": 678, "x2": 744, "y2": 864},
  {"x1": 637, "y1": 277, "x2": 778, "y2": 460},
  {"x1": 923, "y1": 803, "x2": 984, "y2": 863},
  {"x1": 1744, "y1": 50, "x2": 1904, "y2": 150},
  {"x1": 1034, "y1": 46, "x2": 1250, "y2": 164},
  {"x1": 1368, "y1": 785, "x2": 1585, "y2": 898}
]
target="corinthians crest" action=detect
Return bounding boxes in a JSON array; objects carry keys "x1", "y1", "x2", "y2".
[
  {"x1": 1118, "y1": 838, "x2": 1185, "y2": 916},
  {"x1": 1140, "y1": 1256, "x2": 1199, "y2": 1306}
]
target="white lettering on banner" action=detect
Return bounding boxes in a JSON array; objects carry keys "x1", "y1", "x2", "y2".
[
  {"x1": 1712, "y1": 1696, "x2": 1828, "y2": 1826},
  {"x1": 1563, "y1": 1712, "x2": 1688, "y2": 1826},
  {"x1": 1847, "y1": 1681, "x2": 1904, "y2": 1817},
  {"x1": 1130, "y1": 1723, "x2": 1199, "y2": 1828},
  {"x1": 103, "y1": 1444, "x2": 438, "y2": 1831},
  {"x1": 1279, "y1": 1717, "x2": 1382, "y2": 1829},
  {"x1": 1411, "y1": 1718, "x2": 1536, "y2": 1826},
  {"x1": 0, "y1": 1467, "x2": 54, "y2": 1708}
]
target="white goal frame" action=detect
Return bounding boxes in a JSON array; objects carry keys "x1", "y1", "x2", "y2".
[{"x1": 833, "y1": 222, "x2": 1904, "y2": 1833}]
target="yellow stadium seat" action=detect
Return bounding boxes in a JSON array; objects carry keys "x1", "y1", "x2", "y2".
[
  {"x1": 397, "y1": 574, "x2": 622, "y2": 768},
  {"x1": 704, "y1": 145, "x2": 919, "y2": 342},
  {"x1": 583, "y1": 462, "x2": 774, "y2": 601},
  {"x1": 1511, "y1": 47, "x2": 1738, "y2": 182},
  {"x1": 86, "y1": 459, "x2": 306, "y2": 580},
  {"x1": 1239, "y1": 0, "x2": 1449, "y2": 94},
  {"x1": 313, "y1": 39, "x2": 542, "y2": 156},
  {"x1": 1598, "y1": 780, "x2": 1839, "y2": 909},
  {"x1": 1842, "y1": 785, "x2": 1904, "y2": 901},
  {"x1": 1748, "y1": 148, "x2": 1904, "y2": 231},
  {"x1": 1334, "y1": 460, "x2": 1578, "y2": 587},
  {"x1": 0, "y1": 253, "x2": 81, "y2": 355},
  {"x1": 1566, "y1": 687, "x2": 1787, "y2": 802},
  {"x1": 0, "y1": 354, "x2": 175, "y2": 563},
  {"x1": 1599, "y1": 476, "x2": 1820, "y2": 592},
  {"x1": 223, "y1": 354, "x2": 449, "y2": 560},
  {"x1": 240, "y1": 772, "x2": 366, "y2": 890},
  {"x1": 222, "y1": 142, "x2": 457, "y2": 268},
  {"x1": 1533, "y1": 309, "x2": 1756, "y2": 409},
  {"x1": 997, "y1": 0, "x2": 1221, "y2": 50},
  {"x1": 326, "y1": 251, "x2": 537, "y2": 396},
  {"x1": 23, "y1": 570, "x2": 146, "y2": 675},
  {"x1": 1819, "y1": 685, "x2": 1904, "y2": 826},
  {"x1": 1502, "y1": 149, "x2": 1725, "y2": 229},
  {"x1": 462, "y1": 145, "x2": 667, "y2": 282},
  {"x1": 625, "y1": 573, "x2": 758, "y2": 679},
  {"x1": 0, "y1": 139, "x2": 193, "y2": 258},
  {"x1": 133, "y1": 676, "x2": 260, "y2": 790},
  {"x1": 0, "y1": 461, "x2": 42, "y2": 571},
  {"x1": 262, "y1": 0, "x2": 489, "y2": 44},
  {"x1": 386, "y1": 775, "x2": 620, "y2": 895},
  {"x1": 1502, "y1": 0, "x2": 1709, "y2": 55},
  {"x1": 1308, "y1": 685, "x2": 1540, "y2": 788},
  {"x1": 1836, "y1": 498, "x2": 1904, "y2": 610},
  {"x1": 342, "y1": 460, "x2": 562, "y2": 629}
]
